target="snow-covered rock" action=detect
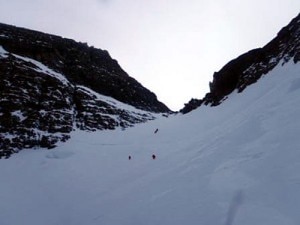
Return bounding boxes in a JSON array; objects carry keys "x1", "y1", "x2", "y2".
[
  {"x1": 181, "y1": 13, "x2": 300, "y2": 113},
  {"x1": 0, "y1": 23, "x2": 170, "y2": 157},
  {"x1": 0, "y1": 50, "x2": 299, "y2": 225}
]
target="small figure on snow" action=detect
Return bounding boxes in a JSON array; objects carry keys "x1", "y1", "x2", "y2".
[
  {"x1": 154, "y1": 128, "x2": 159, "y2": 134},
  {"x1": 152, "y1": 154, "x2": 156, "y2": 160},
  {"x1": 128, "y1": 155, "x2": 132, "y2": 160}
]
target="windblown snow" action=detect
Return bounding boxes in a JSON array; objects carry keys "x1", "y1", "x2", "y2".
[{"x1": 1, "y1": 60, "x2": 300, "y2": 225}]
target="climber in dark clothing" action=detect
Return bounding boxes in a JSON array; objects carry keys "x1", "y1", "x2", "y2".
[
  {"x1": 152, "y1": 154, "x2": 156, "y2": 160},
  {"x1": 128, "y1": 155, "x2": 132, "y2": 160}
]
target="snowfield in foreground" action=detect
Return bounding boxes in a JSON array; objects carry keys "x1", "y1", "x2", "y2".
[{"x1": 1, "y1": 60, "x2": 300, "y2": 225}]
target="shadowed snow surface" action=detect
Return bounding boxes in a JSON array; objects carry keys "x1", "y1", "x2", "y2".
[{"x1": 1, "y1": 60, "x2": 300, "y2": 225}]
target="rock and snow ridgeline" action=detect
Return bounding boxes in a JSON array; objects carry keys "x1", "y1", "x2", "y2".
[
  {"x1": 1, "y1": 13, "x2": 300, "y2": 157},
  {"x1": 0, "y1": 31, "x2": 169, "y2": 157},
  {"x1": 181, "y1": 13, "x2": 300, "y2": 113},
  {"x1": 1, "y1": 52, "x2": 300, "y2": 225}
]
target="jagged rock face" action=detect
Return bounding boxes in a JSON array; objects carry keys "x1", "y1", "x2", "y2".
[
  {"x1": 74, "y1": 86, "x2": 157, "y2": 131},
  {"x1": 0, "y1": 24, "x2": 170, "y2": 158},
  {"x1": 181, "y1": 13, "x2": 300, "y2": 114},
  {"x1": 179, "y1": 98, "x2": 203, "y2": 114},
  {"x1": 0, "y1": 23, "x2": 169, "y2": 113},
  {"x1": 0, "y1": 51, "x2": 73, "y2": 157}
]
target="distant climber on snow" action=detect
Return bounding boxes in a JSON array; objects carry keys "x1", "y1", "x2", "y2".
[
  {"x1": 128, "y1": 155, "x2": 131, "y2": 160},
  {"x1": 154, "y1": 128, "x2": 158, "y2": 134},
  {"x1": 152, "y1": 154, "x2": 156, "y2": 160}
]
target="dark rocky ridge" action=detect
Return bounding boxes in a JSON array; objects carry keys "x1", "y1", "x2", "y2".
[
  {"x1": 0, "y1": 23, "x2": 170, "y2": 158},
  {"x1": 0, "y1": 23, "x2": 169, "y2": 113},
  {"x1": 181, "y1": 13, "x2": 300, "y2": 114}
]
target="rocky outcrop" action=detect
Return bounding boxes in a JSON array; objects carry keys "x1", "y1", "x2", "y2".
[
  {"x1": 0, "y1": 23, "x2": 169, "y2": 113},
  {"x1": 0, "y1": 24, "x2": 170, "y2": 158},
  {"x1": 181, "y1": 13, "x2": 300, "y2": 113},
  {"x1": 179, "y1": 98, "x2": 203, "y2": 114}
]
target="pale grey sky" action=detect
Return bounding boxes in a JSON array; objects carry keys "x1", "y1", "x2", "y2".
[{"x1": 0, "y1": 0, "x2": 299, "y2": 110}]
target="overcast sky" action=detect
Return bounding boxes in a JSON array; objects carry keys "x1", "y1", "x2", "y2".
[{"x1": 0, "y1": 0, "x2": 299, "y2": 110}]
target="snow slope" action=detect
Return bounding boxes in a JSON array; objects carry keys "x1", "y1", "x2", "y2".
[{"x1": 1, "y1": 60, "x2": 300, "y2": 225}]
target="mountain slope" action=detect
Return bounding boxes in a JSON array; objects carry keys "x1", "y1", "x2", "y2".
[
  {"x1": 0, "y1": 55, "x2": 299, "y2": 225},
  {"x1": 181, "y1": 13, "x2": 300, "y2": 113},
  {"x1": 1, "y1": 13, "x2": 300, "y2": 225},
  {"x1": 0, "y1": 24, "x2": 170, "y2": 157},
  {"x1": 0, "y1": 23, "x2": 169, "y2": 113}
]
